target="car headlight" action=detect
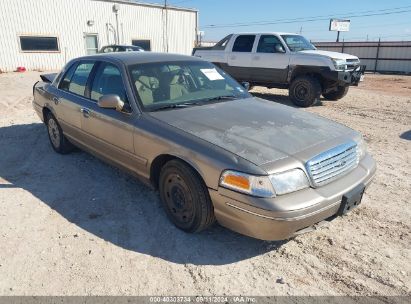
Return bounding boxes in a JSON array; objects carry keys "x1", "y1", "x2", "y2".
[
  {"x1": 219, "y1": 169, "x2": 310, "y2": 197},
  {"x1": 269, "y1": 169, "x2": 310, "y2": 195},
  {"x1": 332, "y1": 58, "x2": 346, "y2": 71},
  {"x1": 220, "y1": 170, "x2": 275, "y2": 198},
  {"x1": 355, "y1": 136, "x2": 367, "y2": 160}
]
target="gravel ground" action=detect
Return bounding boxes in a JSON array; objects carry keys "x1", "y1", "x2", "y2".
[{"x1": 0, "y1": 72, "x2": 410, "y2": 296}]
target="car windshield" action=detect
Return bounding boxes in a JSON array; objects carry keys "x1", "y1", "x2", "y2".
[
  {"x1": 129, "y1": 61, "x2": 251, "y2": 111},
  {"x1": 281, "y1": 35, "x2": 316, "y2": 52}
]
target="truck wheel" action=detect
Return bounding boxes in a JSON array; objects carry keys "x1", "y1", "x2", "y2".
[
  {"x1": 46, "y1": 112, "x2": 74, "y2": 154},
  {"x1": 159, "y1": 160, "x2": 215, "y2": 233},
  {"x1": 289, "y1": 76, "x2": 321, "y2": 107},
  {"x1": 323, "y1": 86, "x2": 349, "y2": 101}
]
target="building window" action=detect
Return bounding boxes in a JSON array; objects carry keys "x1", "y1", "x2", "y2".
[
  {"x1": 85, "y1": 34, "x2": 99, "y2": 55},
  {"x1": 132, "y1": 40, "x2": 151, "y2": 51},
  {"x1": 19, "y1": 36, "x2": 59, "y2": 52}
]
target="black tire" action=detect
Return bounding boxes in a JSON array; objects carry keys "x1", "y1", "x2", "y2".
[
  {"x1": 159, "y1": 159, "x2": 215, "y2": 233},
  {"x1": 289, "y1": 76, "x2": 322, "y2": 107},
  {"x1": 323, "y1": 86, "x2": 349, "y2": 101},
  {"x1": 45, "y1": 112, "x2": 74, "y2": 154}
]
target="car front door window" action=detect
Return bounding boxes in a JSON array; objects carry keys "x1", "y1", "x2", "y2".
[{"x1": 91, "y1": 63, "x2": 128, "y2": 104}]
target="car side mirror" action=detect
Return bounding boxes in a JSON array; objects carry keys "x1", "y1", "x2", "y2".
[
  {"x1": 275, "y1": 45, "x2": 286, "y2": 53},
  {"x1": 98, "y1": 94, "x2": 124, "y2": 112},
  {"x1": 241, "y1": 82, "x2": 250, "y2": 91}
]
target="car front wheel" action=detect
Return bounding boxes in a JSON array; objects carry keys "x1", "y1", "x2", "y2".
[
  {"x1": 159, "y1": 160, "x2": 215, "y2": 233},
  {"x1": 46, "y1": 112, "x2": 74, "y2": 154}
]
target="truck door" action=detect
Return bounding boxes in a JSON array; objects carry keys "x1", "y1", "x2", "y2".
[
  {"x1": 226, "y1": 35, "x2": 256, "y2": 82},
  {"x1": 251, "y1": 35, "x2": 291, "y2": 84}
]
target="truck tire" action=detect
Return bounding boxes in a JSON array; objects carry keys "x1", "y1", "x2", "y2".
[
  {"x1": 323, "y1": 86, "x2": 349, "y2": 101},
  {"x1": 289, "y1": 76, "x2": 322, "y2": 107}
]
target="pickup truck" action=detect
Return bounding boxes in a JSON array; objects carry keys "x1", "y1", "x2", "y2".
[{"x1": 193, "y1": 32, "x2": 365, "y2": 107}]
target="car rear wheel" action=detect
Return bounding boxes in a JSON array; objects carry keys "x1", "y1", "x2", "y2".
[
  {"x1": 46, "y1": 112, "x2": 74, "y2": 154},
  {"x1": 289, "y1": 76, "x2": 322, "y2": 107},
  {"x1": 323, "y1": 86, "x2": 349, "y2": 101},
  {"x1": 159, "y1": 160, "x2": 215, "y2": 233}
]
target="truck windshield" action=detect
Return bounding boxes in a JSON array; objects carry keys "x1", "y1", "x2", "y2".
[
  {"x1": 129, "y1": 61, "x2": 251, "y2": 111},
  {"x1": 281, "y1": 35, "x2": 316, "y2": 52}
]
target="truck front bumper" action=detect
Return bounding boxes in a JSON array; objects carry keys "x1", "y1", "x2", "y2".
[
  {"x1": 337, "y1": 65, "x2": 366, "y2": 86},
  {"x1": 210, "y1": 153, "x2": 376, "y2": 241}
]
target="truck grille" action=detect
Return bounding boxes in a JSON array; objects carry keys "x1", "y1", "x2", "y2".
[
  {"x1": 346, "y1": 59, "x2": 360, "y2": 71},
  {"x1": 306, "y1": 141, "x2": 359, "y2": 187}
]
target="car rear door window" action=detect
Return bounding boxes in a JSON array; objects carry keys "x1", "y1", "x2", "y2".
[
  {"x1": 257, "y1": 35, "x2": 284, "y2": 53},
  {"x1": 68, "y1": 62, "x2": 95, "y2": 96},
  {"x1": 59, "y1": 63, "x2": 78, "y2": 91},
  {"x1": 91, "y1": 63, "x2": 127, "y2": 103},
  {"x1": 232, "y1": 35, "x2": 255, "y2": 52}
]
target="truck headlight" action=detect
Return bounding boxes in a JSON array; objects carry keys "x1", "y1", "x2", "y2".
[
  {"x1": 332, "y1": 58, "x2": 346, "y2": 71},
  {"x1": 269, "y1": 169, "x2": 310, "y2": 195},
  {"x1": 220, "y1": 170, "x2": 275, "y2": 198},
  {"x1": 355, "y1": 136, "x2": 367, "y2": 160}
]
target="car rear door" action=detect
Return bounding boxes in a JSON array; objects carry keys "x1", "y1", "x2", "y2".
[
  {"x1": 52, "y1": 61, "x2": 95, "y2": 142},
  {"x1": 79, "y1": 61, "x2": 145, "y2": 173},
  {"x1": 251, "y1": 34, "x2": 291, "y2": 84},
  {"x1": 226, "y1": 34, "x2": 257, "y2": 81}
]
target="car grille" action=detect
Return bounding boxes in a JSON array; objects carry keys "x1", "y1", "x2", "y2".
[{"x1": 306, "y1": 141, "x2": 359, "y2": 187}]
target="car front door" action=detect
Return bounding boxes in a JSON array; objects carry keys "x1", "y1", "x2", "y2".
[
  {"x1": 226, "y1": 35, "x2": 256, "y2": 81},
  {"x1": 251, "y1": 35, "x2": 291, "y2": 84},
  {"x1": 52, "y1": 61, "x2": 95, "y2": 142},
  {"x1": 80, "y1": 61, "x2": 145, "y2": 173}
]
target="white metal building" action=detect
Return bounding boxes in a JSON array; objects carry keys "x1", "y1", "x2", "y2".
[{"x1": 0, "y1": 0, "x2": 198, "y2": 72}]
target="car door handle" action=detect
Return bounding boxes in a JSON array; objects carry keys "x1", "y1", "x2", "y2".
[
  {"x1": 253, "y1": 56, "x2": 260, "y2": 60},
  {"x1": 230, "y1": 55, "x2": 236, "y2": 60},
  {"x1": 80, "y1": 108, "x2": 90, "y2": 118},
  {"x1": 52, "y1": 97, "x2": 60, "y2": 105}
]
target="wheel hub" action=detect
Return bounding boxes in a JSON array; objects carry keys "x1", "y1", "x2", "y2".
[
  {"x1": 295, "y1": 83, "x2": 310, "y2": 101},
  {"x1": 164, "y1": 174, "x2": 194, "y2": 225},
  {"x1": 170, "y1": 186, "x2": 186, "y2": 209},
  {"x1": 48, "y1": 119, "x2": 60, "y2": 148}
]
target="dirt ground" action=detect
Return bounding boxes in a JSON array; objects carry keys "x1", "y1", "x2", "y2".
[{"x1": 0, "y1": 72, "x2": 410, "y2": 296}]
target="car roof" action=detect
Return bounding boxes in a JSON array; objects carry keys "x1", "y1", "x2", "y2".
[
  {"x1": 103, "y1": 45, "x2": 142, "y2": 48},
  {"x1": 77, "y1": 52, "x2": 202, "y2": 65}
]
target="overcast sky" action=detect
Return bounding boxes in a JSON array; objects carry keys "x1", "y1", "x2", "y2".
[{"x1": 151, "y1": 0, "x2": 411, "y2": 42}]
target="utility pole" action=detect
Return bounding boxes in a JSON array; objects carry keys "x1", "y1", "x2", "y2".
[{"x1": 299, "y1": 26, "x2": 303, "y2": 34}]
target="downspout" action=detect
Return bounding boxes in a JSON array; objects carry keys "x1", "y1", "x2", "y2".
[{"x1": 195, "y1": 10, "x2": 199, "y2": 47}]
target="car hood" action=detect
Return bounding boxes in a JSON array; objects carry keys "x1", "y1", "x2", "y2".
[
  {"x1": 149, "y1": 97, "x2": 355, "y2": 166},
  {"x1": 300, "y1": 50, "x2": 358, "y2": 60}
]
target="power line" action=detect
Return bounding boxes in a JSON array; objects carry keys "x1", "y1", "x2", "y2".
[{"x1": 202, "y1": 5, "x2": 411, "y2": 28}]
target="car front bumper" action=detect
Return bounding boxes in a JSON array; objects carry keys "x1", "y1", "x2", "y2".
[{"x1": 210, "y1": 153, "x2": 376, "y2": 241}]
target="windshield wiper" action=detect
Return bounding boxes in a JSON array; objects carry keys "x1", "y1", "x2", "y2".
[
  {"x1": 200, "y1": 95, "x2": 238, "y2": 103},
  {"x1": 150, "y1": 102, "x2": 200, "y2": 112}
]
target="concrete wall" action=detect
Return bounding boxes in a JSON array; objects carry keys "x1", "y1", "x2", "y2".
[{"x1": 0, "y1": 0, "x2": 198, "y2": 71}]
